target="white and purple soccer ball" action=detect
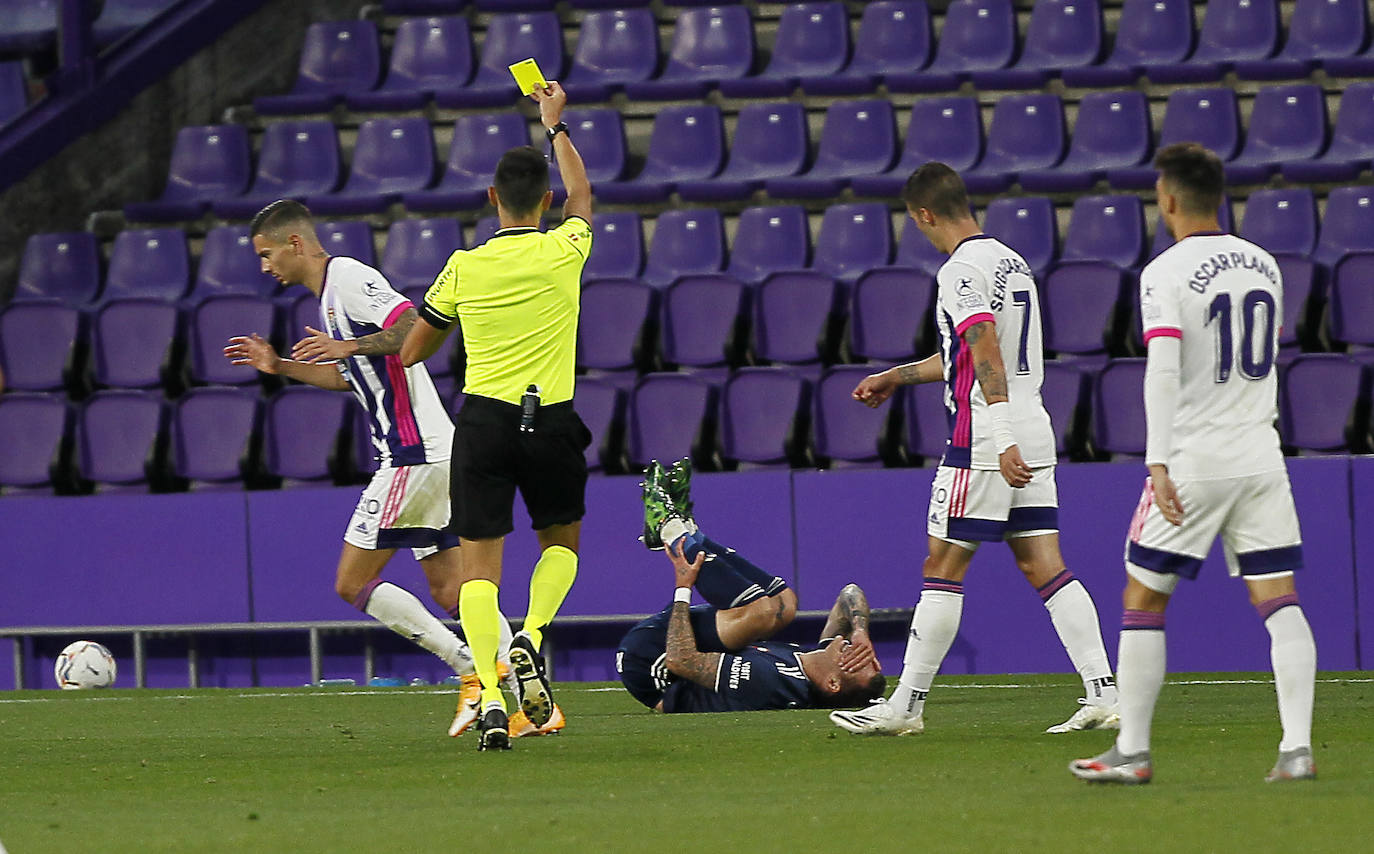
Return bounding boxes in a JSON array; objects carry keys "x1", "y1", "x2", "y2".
[{"x1": 53, "y1": 641, "x2": 117, "y2": 690}]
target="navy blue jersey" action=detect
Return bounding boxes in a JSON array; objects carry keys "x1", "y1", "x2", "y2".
[{"x1": 662, "y1": 641, "x2": 814, "y2": 713}]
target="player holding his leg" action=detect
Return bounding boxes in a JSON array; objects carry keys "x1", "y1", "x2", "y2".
[
  {"x1": 831, "y1": 163, "x2": 1119, "y2": 736},
  {"x1": 1070, "y1": 143, "x2": 1315, "y2": 785}
]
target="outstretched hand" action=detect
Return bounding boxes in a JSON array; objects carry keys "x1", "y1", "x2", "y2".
[
  {"x1": 667, "y1": 537, "x2": 703, "y2": 590},
  {"x1": 291, "y1": 326, "x2": 353, "y2": 363},
  {"x1": 224, "y1": 333, "x2": 281, "y2": 375}
]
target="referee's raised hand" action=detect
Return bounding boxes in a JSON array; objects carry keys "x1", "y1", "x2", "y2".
[{"x1": 530, "y1": 80, "x2": 567, "y2": 126}]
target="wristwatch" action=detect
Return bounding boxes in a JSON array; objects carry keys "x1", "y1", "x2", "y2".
[{"x1": 545, "y1": 121, "x2": 569, "y2": 142}]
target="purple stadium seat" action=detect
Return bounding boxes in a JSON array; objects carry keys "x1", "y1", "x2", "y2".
[
  {"x1": 812, "y1": 365, "x2": 892, "y2": 467},
  {"x1": 1315, "y1": 187, "x2": 1374, "y2": 269},
  {"x1": 849, "y1": 266, "x2": 936, "y2": 363},
  {"x1": 188, "y1": 296, "x2": 276, "y2": 386},
  {"x1": 0, "y1": 300, "x2": 79, "y2": 392},
  {"x1": 1235, "y1": 0, "x2": 1369, "y2": 80},
  {"x1": 15, "y1": 232, "x2": 101, "y2": 304},
  {"x1": 1239, "y1": 188, "x2": 1319, "y2": 258},
  {"x1": 659, "y1": 275, "x2": 747, "y2": 373},
  {"x1": 973, "y1": 0, "x2": 1104, "y2": 90},
  {"x1": 1042, "y1": 262, "x2": 1126, "y2": 356},
  {"x1": 725, "y1": 205, "x2": 810, "y2": 285},
  {"x1": 1323, "y1": 20, "x2": 1374, "y2": 77},
  {"x1": 574, "y1": 376, "x2": 624, "y2": 471},
  {"x1": 1274, "y1": 254, "x2": 1319, "y2": 351},
  {"x1": 562, "y1": 8, "x2": 659, "y2": 102},
  {"x1": 0, "y1": 393, "x2": 68, "y2": 492},
  {"x1": 0, "y1": 0, "x2": 57, "y2": 54},
  {"x1": 719, "y1": 367, "x2": 809, "y2": 468},
  {"x1": 281, "y1": 292, "x2": 322, "y2": 343},
  {"x1": 642, "y1": 208, "x2": 726, "y2": 287},
  {"x1": 598, "y1": 105, "x2": 724, "y2": 204},
  {"x1": 1093, "y1": 358, "x2": 1146, "y2": 456},
  {"x1": 1147, "y1": 0, "x2": 1280, "y2": 83},
  {"x1": 851, "y1": 96, "x2": 982, "y2": 199},
  {"x1": 1041, "y1": 361, "x2": 1087, "y2": 457},
  {"x1": 382, "y1": 0, "x2": 469, "y2": 11},
  {"x1": 911, "y1": 0, "x2": 1016, "y2": 92},
  {"x1": 982, "y1": 196, "x2": 1057, "y2": 275},
  {"x1": 582, "y1": 211, "x2": 643, "y2": 281},
  {"x1": 718, "y1": 2, "x2": 850, "y2": 98},
  {"x1": 434, "y1": 12, "x2": 565, "y2": 108},
  {"x1": 677, "y1": 103, "x2": 808, "y2": 203},
  {"x1": 380, "y1": 218, "x2": 463, "y2": 291},
  {"x1": 624, "y1": 373, "x2": 717, "y2": 469},
  {"x1": 192, "y1": 225, "x2": 278, "y2": 299},
  {"x1": 803, "y1": 0, "x2": 932, "y2": 96},
  {"x1": 254, "y1": 21, "x2": 381, "y2": 114},
  {"x1": 1328, "y1": 253, "x2": 1374, "y2": 351},
  {"x1": 89, "y1": 298, "x2": 178, "y2": 389},
  {"x1": 1063, "y1": 0, "x2": 1194, "y2": 87},
  {"x1": 1280, "y1": 354, "x2": 1368, "y2": 452},
  {"x1": 811, "y1": 203, "x2": 893, "y2": 284},
  {"x1": 903, "y1": 380, "x2": 948, "y2": 463},
  {"x1": 753, "y1": 271, "x2": 839, "y2": 367},
  {"x1": 345, "y1": 16, "x2": 473, "y2": 111},
  {"x1": 578, "y1": 278, "x2": 655, "y2": 371},
  {"x1": 211, "y1": 121, "x2": 341, "y2": 220},
  {"x1": 123, "y1": 125, "x2": 251, "y2": 222},
  {"x1": 1061, "y1": 195, "x2": 1146, "y2": 269},
  {"x1": 173, "y1": 386, "x2": 260, "y2": 488},
  {"x1": 623, "y1": 6, "x2": 754, "y2": 100},
  {"x1": 964, "y1": 93, "x2": 1065, "y2": 195},
  {"x1": 549, "y1": 108, "x2": 629, "y2": 193},
  {"x1": 92, "y1": 0, "x2": 180, "y2": 46},
  {"x1": 0, "y1": 60, "x2": 26, "y2": 126},
  {"x1": 403, "y1": 112, "x2": 529, "y2": 212},
  {"x1": 1148, "y1": 196, "x2": 1235, "y2": 262},
  {"x1": 397, "y1": 287, "x2": 458, "y2": 378},
  {"x1": 1282, "y1": 82, "x2": 1374, "y2": 184},
  {"x1": 765, "y1": 100, "x2": 896, "y2": 199},
  {"x1": 317, "y1": 221, "x2": 376, "y2": 267},
  {"x1": 1108, "y1": 88, "x2": 1240, "y2": 189},
  {"x1": 76, "y1": 390, "x2": 164, "y2": 490},
  {"x1": 571, "y1": 0, "x2": 651, "y2": 7},
  {"x1": 1020, "y1": 91, "x2": 1151, "y2": 193},
  {"x1": 307, "y1": 117, "x2": 435, "y2": 215},
  {"x1": 471, "y1": 216, "x2": 502, "y2": 248},
  {"x1": 894, "y1": 215, "x2": 951, "y2": 277},
  {"x1": 264, "y1": 386, "x2": 349, "y2": 483},
  {"x1": 103, "y1": 228, "x2": 191, "y2": 301},
  {"x1": 1226, "y1": 84, "x2": 1327, "y2": 184}
]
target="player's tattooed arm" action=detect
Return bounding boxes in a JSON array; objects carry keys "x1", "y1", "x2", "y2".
[
  {"x1": 895, "y1": 353, "x2": 943, "y2": 385},
  {"x1": 665, "y1": 602, "x2": 724, "y2": 689},
  {"x1": 292, "y1": 307, "x2": 418, "y2": 363},
  {"x1": 963, "y1": 320, "x2": 1010, "y2": 403},
  {"x1": 353, "y1": 308, "x2": 417, "y2": 356},
  {"x1": 820, "y1": 583, "x2": 871, "y2": 641}
]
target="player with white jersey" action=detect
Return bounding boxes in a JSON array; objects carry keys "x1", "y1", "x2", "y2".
[
  {"x1": 832, "y1": 163, "x2": 1119, "y2": 737},
  {"x1": 225, "y1": 201, "x2": 547, "y2": 740},
  {"x1": 1072, "y1": 144, "x2": 1315, "y2": 785}
]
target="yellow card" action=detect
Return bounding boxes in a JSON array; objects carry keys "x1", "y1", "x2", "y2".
[{"x1": 508, "y1": 58, "x2": 548, "y2": 95}]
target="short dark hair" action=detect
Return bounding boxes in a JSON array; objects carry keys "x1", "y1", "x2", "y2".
[
  {"x1": 901, "y1": 161, "x2": 971, "y2": 220},
  {"x1": 250, "y1": 199, "x2": 314, "y2": 239},
  {"x1": 811, "y1": 671, "x2": 888, "y2": 709},
  {"x1": 493, "y1": 146, "x2": 550, "y2": 216},
  {"x1": 1153, "y1": 142, "x2": 1224, "y2": 216}
]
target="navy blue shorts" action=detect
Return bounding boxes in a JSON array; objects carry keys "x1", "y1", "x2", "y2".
[{"x1": 616, "y1": 604, "x2": 725, "y2": 709}]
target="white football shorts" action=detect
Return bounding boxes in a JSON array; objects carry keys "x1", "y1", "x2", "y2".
[
  {"x1": 927, "y1": 464, "x2": 1059, "y2": 551},
  {"x1": 343, "y1": 460, "x2": 458, "y2": 560}
]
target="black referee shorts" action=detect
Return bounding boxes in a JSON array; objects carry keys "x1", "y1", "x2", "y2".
[{"x1": 449, "y1": 394, "x2": 592, "y2": 540}]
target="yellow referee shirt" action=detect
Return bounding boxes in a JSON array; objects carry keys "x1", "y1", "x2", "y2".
[{"x1": 419, "y1": 217, "x2": 592, "y2": 406}]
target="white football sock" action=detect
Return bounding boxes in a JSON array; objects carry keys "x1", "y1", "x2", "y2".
[
  {"x1": 498, "y1": 611, "x2": 513, "y2": 668},
  {"x1": 1115, "y1": 625, "x2": 1166, "y2": 756},
  {"x1": 1265, "y1": 605, "x2": 1316, "y2": 752},
  {"x1": 889, "y1": 589, "x2": 964, "y2": 719},
  {"x1": 364, "y1": 582, "x2": 473, "y2": 675},
  {"x1": 1044, "y1": 579, "x2": 1118, "y2": 706}
]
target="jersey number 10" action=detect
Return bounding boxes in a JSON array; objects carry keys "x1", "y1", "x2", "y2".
[{"x1": 1206, "y1": 290, "x2": 1276, "y2": 384}]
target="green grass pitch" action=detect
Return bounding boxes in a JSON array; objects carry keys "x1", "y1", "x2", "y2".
[{"x1": 2, "y1": 674, "x2": 1371, "y2": 853}]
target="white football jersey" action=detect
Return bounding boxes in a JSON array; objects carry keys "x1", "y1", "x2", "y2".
[
  {"x1": 1139, "y1": 232, "x2": 1285, "y2": 479},
  {"x1": 933, "y1": 235, "x2": 1055, "y2": 470},
  {"x1": 319, "y1": 256, "x2": 453, "y2": 468}
]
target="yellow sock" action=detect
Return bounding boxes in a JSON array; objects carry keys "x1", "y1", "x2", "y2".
[
  {"x1": 459, "y1": 580, "x2": 505, "y2": 710},
  {"x1": 523, "y1": 545, "x2": 578, "y2": 651}
]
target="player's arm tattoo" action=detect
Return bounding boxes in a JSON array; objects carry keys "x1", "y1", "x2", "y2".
[
  {"x1": 665, "y1": 602, "x2": 724, "y2": 689},
  {"x1": 820, "y1": 583, "x2": 871, "y2": 642},
  {"x1": 352, "y1": 307, "x2": 418, "y2": 357},
  {"x1": 963, "y1": 320, "x2": 1010, "y2": 404},
  {"x1": 894, "y1": 353, "x2": 943, "y2": 385}
]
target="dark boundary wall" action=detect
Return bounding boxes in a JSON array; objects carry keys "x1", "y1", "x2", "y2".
[
  {"x1": 0, "y1": 457, "x2": 1365, "y2": 688},
  {"x1": 0, "y1": 0, "x2": 364, "y2": 301}
]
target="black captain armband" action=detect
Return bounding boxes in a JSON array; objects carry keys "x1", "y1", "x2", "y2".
[{"x1": 417, "y1": 302, "x2": 454, "y2": 331}]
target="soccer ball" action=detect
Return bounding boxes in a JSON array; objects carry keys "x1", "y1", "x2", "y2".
[{"x1": 54, "y1": 641, "x2": 117, "y2": 690}]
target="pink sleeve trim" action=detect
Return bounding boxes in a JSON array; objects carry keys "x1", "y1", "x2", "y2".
[
  {"x1": 1143, "y1": 327, "x2": 1182, "y2": 343},
  {"x1": 955, "y1": 313, "x2": 995, "y2": 336},
  {"x1": 382, "y1": 300, "x2": 414, "y2": 329}
]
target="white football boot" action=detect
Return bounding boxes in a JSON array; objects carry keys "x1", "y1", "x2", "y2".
[
  {"x1": 1045, "y1": 698, "x2": 1121, "y2": 734},
  {"x1": 830, "y1": 698, "x2": 925, "y2": 736}
]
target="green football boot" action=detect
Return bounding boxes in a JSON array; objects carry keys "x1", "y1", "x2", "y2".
[{"x1": 663, "y1": 457, "x2": 695, "y2": 524}]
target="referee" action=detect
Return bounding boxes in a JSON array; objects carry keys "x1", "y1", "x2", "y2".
[{"x1": 401, "y1": 81, "x2": 593, "y2": 751}]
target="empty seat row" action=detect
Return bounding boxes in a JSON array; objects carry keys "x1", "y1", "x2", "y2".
[{"x1": 258, "y1": 1, "x2": 1374, "y2": 116}]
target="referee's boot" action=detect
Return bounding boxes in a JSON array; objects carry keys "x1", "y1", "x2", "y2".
[
  {"x1": 509, "y1": 631, "x2": 555, "y2": 728},
  {"x1": 475, "y1": 704, "x2": 511, "y2": 751}
]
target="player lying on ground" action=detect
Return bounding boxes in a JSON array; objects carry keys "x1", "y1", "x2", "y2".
[
  {"x1": 831, "y1": 162, "x2": 1119, "y2": 737},
  {"x1": 616, "y1": 461, "x2": 885, "y2": 713},
  {"x1": 1070, "y1": 143, "x2": 1315, "y2": 786}
]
